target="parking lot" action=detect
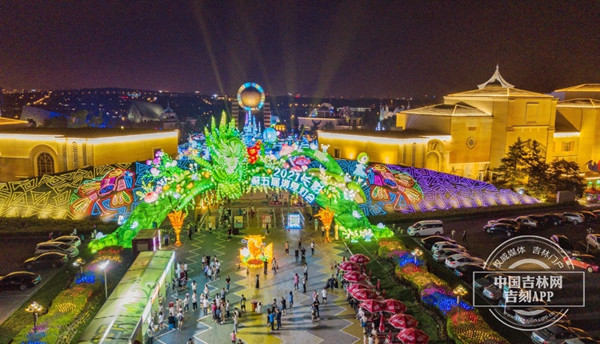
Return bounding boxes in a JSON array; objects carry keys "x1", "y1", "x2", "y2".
[{"x1": 410, "y1": 207, "x2": 600, "y2": 339}]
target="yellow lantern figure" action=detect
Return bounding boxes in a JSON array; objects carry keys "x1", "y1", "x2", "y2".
[
  {"x1": 240, "y1": 235, "x2": 273, "y2": 269},
  {"x1": 315, "y1": 207, "x2": 335, "y2": 242},
  {"x1": 167, "y1": 210, "x2": 187, "y2": 247}
]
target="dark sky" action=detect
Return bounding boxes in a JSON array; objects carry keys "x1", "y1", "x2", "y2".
[{"x1": 1, "y1": 1, "x2": 599, "y2": 98}]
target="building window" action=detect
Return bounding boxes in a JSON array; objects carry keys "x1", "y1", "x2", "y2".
[
  {"x1": 334, "y1": 148, "x2": 341, "y2": 159},
  {"x1": 525, "y1": 103, "x2": 538, "y2": 123},
  {"x1": 37, "y1": 153, "x2": 54, "y2": 175},
  {"x1": 562, "y1": 141, "x2": 574, "y2": 152}
]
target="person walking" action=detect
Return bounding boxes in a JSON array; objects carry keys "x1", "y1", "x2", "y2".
[
  {"x1": 232, "y1": 308, "x2": 239, "y2": 333},
  {"x1": 231, "y1": 330, "x2": 237, "y2": 344},
  {"x1": 303, "y1": 264, "x2": 308, "y2": 279},
  {"x1": 202, "y1": 296, "x2": 210, "y2": 316},
  {"x1": 158, "y1": 311, "x2": 165, "y2": 330},
  {"x1": 257, "y1": 301, "x2": 262, "y2": 314},
  {"x1": 263, "y1": 260, "x2": 268, "y2": 275},
  {"x1": 268, "y1": 309, "x2": 275, "y2": 331},
  {"x1": 226, "y1": 299, "x2": 231, "y2": 319},
  {"x1": 451, "y1": 228, "x2": 456, "y2": 239},
  {"x1": 183, "y1": 294, "x2": 190, "y2": 312},
  {"x1": 188, "y1": 225, "x2": 193, "y2": 240},
  {"x1": 288, "y1": 291, "x2": 294, "y2": 309},
  {"x1": 294, "y1": 273, "x2": 299, "y2": 290},
  {"x1": 313, "y1": 300, "x2": 320, "y2": 318},
  {"x1": 240, "y1": 295, "x2": 247, "y2": 313},
  {"x1": 255, "y1": 274, "x2": 260, "y2": 289},
  {"x1": 176, "y1": 310, "x2": 184, "y2": 330},
  {"x1": 294, "y1": 248, "x2": 299, "y2": 262},
  {"x1": 191, "y1": 280, "x2": 197, "y2": 294},
  {"x1": 225, "y1": 275, "x2": 231, "y2": 292},
  {"x1": 272, "y1": 258, "x2": 278, "y2": 274},
  {"x1": 462, "y1": 229, "x2": 467, "y2": 242},
  {"x1": 281, "y1": 296, "x2": 287, "y2": 315},
  {"x1": 321, "y1": 288, "x2": 328, "y2": 305},
  {"x1": 284, "y1": 241, "x2": 289, "y2": 254},
  {"x1": 310, "y1": 241, "x2": 315, "y2": 255}
]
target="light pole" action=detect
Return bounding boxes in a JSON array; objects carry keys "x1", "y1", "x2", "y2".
[
  {"x1": 73, "y1": 258, "x2": 86, "y2": 274},
  {"x1": 99, "y1": 260, "x2": 109, "y2": 299},
  {"x1": 25, "y1": 301, "x2": 43, "y2": 332},
  {"x1": 411, "y1": 248, "x2": 423, "y2": 264},
  {"x1": 454, "y1": 285, "x2": 468, "y2": 304}
]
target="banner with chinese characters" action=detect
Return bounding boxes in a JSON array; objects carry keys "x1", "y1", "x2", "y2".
[{"x1": 250, "y1": 167, "x2": 324, "y2": 203}]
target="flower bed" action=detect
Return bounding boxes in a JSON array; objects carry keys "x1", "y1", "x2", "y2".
[
  {"x1": 377, "y1": 238, "x2": 405, "y2": 257},
  {"x1": 447, "y1": 308, "x2": 510, "y2": 344}
]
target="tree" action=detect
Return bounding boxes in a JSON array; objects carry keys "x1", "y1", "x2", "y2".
[
  {"x1": 523, "y1": 140, "x2": 551, "y2": 199},
  {"x1": 494, "y1": 137, "x2": 528, "y2": 190},
  {"x1": 547, "y1": 159, "x2": 585, "y2": 196},
  {"x1": 68, "y1": 110, "x2": 88, "y2": 128}
]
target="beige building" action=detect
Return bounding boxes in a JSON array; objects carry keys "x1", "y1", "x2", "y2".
[
  {"x1": 0, "y1": 127, "x2": 178, "y2": 182},
  {"x1": 319, "y1": 68, "x2": 600, "y2": 181}
]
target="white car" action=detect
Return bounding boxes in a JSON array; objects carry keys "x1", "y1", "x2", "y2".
[
  {"x1": 52, "y1": 235, "x2": 81, "y2": 247},
  {"x1": 432, "y1": 248, "x2": 467, "y2": 262},
  {"x1": 586, "y1": 234, "x2": 600, "y2": 251},
  {"x1": 431, "y1": 241, "x2": 466, "y2": 253},
  {"x1": 445, "y1": 254, "x2": 484, "y2": 269},
  {"x1": 515, "y1": 216, "x2": 538, "y2": 229},
  {"x1": 562, "y1": 212, "x2": 585, "y2": 225},
  {"x1": 35, "y1": 242, "x2": 78, "y2": 258}
]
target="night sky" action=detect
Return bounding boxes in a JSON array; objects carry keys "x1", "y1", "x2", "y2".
[{"x1": 1, "y1": 1, "x2": 599, "y2": 98}]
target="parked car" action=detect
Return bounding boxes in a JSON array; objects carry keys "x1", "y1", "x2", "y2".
[
  {"x1": 52, "y1": 235, "x2": 81, "y2": 247},
  {"x1": 550, "y1": 235, "x2": 578, "y2": 254},
  {"x1": 543, "y1": 214, "x2": 565, "y2": 226},
  {"x1": 566, "y1": 254, "x2": 599, "y2": 273},
  {"x1": 421, "y1": 236, "x2": 457, "y2": 250},
  {"x1": 431, "y1": 241, "x2": 466, "y2": 253},
  {"x1": 561, "y1": 338, "x2": 600, "y2": 344},
  {"x1": 531, "y1": 325, "x2": 589, "y2": 344},
  {"x1": 432, "y1": 248, "x2": 467, "y2": 262},
  {"x1": 486, "y1": 218, "x2": 520, "y2": 229},
  {"x1": 482, "y1": 284, "x2": 503, "y2": 300},
  {"x1": 0, "y1": 271, "x2": 41, "y2": 291},
  {"x1": 562, "y1": 212, "x2": 585, "y2": 225},
  {"x1": 483, "y1": 223, "x2": 518, "y2": 237},
  {"x1": 407, "y1": 220, "x2": 444, "y2": 237},
  {"x1": 529, "y1": 215, "x2": 551, "y2": 229},
  {"x1": 515, "y1": 215, "x2": 538, "y2": 229},
  {"x1": 445, "y1": 254, "x2": 484, "y2": 269},
  {"x1": 579, "y1": 211, "x2": 598, "y2": 223},
  {"x1": 586, "y1": 233, "x2": 600, "y2": 251},
  {"x1": 454, "y1": 263, "x2": 485, "y2": 281},
  {"x1": 35, "y1": 242, "x2": 78, "y2": 258},
  {"x1": 24, "y1": 252, "x2": 68, "y2": 270}
]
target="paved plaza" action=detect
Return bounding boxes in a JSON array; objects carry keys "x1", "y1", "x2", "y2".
[{"x1": 153, "y1": 195, "x2": 364, "y2": 344}]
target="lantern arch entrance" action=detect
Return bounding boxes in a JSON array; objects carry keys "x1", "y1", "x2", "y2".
[{"x1": 88, "y1": 116, "x2": 392, "y2": 253}]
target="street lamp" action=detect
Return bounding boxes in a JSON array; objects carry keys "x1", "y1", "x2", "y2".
[
  {"x1": 25, "y1": 301, "x2": 44, "y2": 333},
  {"x1": 99, "y1": 260, "x2": 109, "y2": 299},
  {"x1": 454, "y1": 285, "x2": 468, "y2": 304},
  {"x1": 411, "y1": 248, "x2": 423, "y2": 264},
  {"x1": 73, "y1": 258, "x2": 86, "y2": 274}
]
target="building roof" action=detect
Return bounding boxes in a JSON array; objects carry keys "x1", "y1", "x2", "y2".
[
  {"x1": 318, "y1": 129, "x2": 451, "y2": 143},
  {"x1": 446, "y1": 85, "x2": 554, "y2": 98},
  {"x1": 554, "y1": 84, "x2": 600, "y2": 92},
  {"x1": 401, "y1": 102, "x2": 491, "y2": 117},
  {"x1": 557, "y1": 98, "x2": 600, "y2": 108},
  {"x1": 0, "y1": 127, "x2": 177, "y2": 138},
  {"x1": 554, "y1": 113, "x2": 579, "y2": 132}
]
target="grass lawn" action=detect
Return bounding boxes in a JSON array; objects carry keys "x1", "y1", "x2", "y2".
[
  {"x1": 0, "y1": 267, "x2": 73, "y2": 344},
  {"x1": 347, "y1": 241, "x2": 446, "y2": 344}
]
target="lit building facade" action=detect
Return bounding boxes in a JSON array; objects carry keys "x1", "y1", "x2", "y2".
[
  {"x1": 319, "y1": 68, "x2": 600, "y2": 181},
  {"x1": 0, "y1": 128, "x2": 178, "y2": 182}
]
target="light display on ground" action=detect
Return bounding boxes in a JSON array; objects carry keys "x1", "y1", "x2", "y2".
[
  {"x1": 89, "y1": 114, "x2": 392, "y2": 252},
  {"x1": 239, "y1": 235, "x2": 273, "y2": 268},
  {"x1": 286, "y1": 212, "x2": 304, "y2": 230}
]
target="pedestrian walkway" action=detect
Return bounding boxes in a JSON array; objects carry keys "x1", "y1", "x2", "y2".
[{"x1": 152, "y1": 197, "x2": 363, "y2": 343}]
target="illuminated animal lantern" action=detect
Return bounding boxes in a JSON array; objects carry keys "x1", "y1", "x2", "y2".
[{"x1": 368, "y1": 163, "x2": 423, "y2": 210}]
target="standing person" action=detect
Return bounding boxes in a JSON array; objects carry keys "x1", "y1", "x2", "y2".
[
  {"x1": 225, "y1": 275, "x2": 231, "y2": 292},
  {"x1": 298, "y1": 238, "x2": 302, "y2": 249},
  {"x1": 272, "y1": 258, "x2": 278, "y2": 274},
  {"x1": 176, "y1": 310, "x2": 184, "y2": 330},
  {"x1": 232, "y1": 308, "x2": 239, "y2": 333},
  {"x1": 268, "y1": 309, "x2": 275, "y2": 331},
  {"x1": 202, "y1": 295, "x2": 210, "y2": 316},
  {"x1": 227, "y1": 228, "x2": 232, "y2": 241},
  {"x1": 303, "y1": 264, "x2": 308, "y2": 279},
  {"x1": 288, "y1": 291, "x2": 294, "y2": 309},
  {"x1": 294, "y1": 273, "x2": 299, "y2": 290},
  {"x1": 310, "y1": 241, "x2": 315, "y2": 255},
  {"x1": 294, "y1": 248, "x2": 299, "y2": 262},
  {"x1": 321, "y1": 288, "x2": 328, "y2": 305},
  {"x1": 221, "y1": 287, "x2": 226, "y2": 300},
  {"x1": 281, "y1": 296, "x2": 287, "y2": 315},
  {"x1": 183, "y1": 294, "x2": 190, "y2": 312},
  {"x1": 188, "y1": 225, "x2": 193, "y2": 240},
  {"x1": 231, "y1": 330, "x2": 237, "y2": 344},
  {"x1": 191, "y1": 280, "x2": 197, "y2": 294},
  {"x1": 164, "y1": 232, "x2": 169, "y2": 246},
  {"x1": 226, "y1": 299, "x2": 231, "y2": 319},
  {"x1": 240, "y1": 295, "x2": 247, "y2": 313},
  {"x1": 255, "y1": 274, "x2": 260, "y2": 289},
  {"x1": 257, "y1": 301, "x2": 262, "y2": 314},
  {"x1": 192, "y1": 292, "x2": 198, "y2": 311},
  {"x1": 451, "y1": 228, "x2": 456, "y2": 239},
  {"x1": 313, "y1": 300, "x2": 320, "y2": 318},
  {"x1": 275, "y1": 308, "x2": 282, "y2": 330},
  {"x1": 462, "y1": 229, "x2": 467, "y2": 242},
  {"x1": 263, "y1": 260, "x2": 268, "y2": 275},
  {"x1": 284, "y1": 241, "x2": 289, "y2": 255},
  {"x1": 158, "y1": 311, "x2": 165, "y2": 330},
  {"x1": 302, "y1": 275, "x2": 307, "y2": 293}
]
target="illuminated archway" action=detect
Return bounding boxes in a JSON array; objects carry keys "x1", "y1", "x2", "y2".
[{"x1": 88, "y1": 116, "x2": 393, "y2": 252}]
